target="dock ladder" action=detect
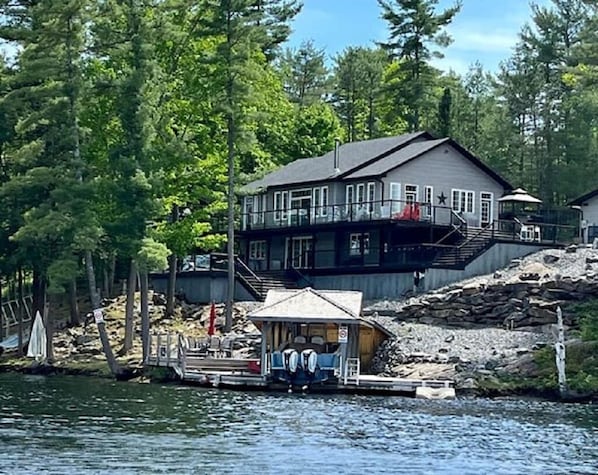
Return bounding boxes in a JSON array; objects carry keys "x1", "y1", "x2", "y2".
[{"x1": 343, "y1": 358, "x2": 361, "y2": 385}]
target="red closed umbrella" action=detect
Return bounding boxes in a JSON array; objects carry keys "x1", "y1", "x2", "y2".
[{"x1": 208, "y1": 302, "x2": 216, "y2": 336}]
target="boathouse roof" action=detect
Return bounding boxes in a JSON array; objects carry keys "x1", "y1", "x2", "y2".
[{"x1": 248, "y1": 288, "x2": 394, "y2": 336}]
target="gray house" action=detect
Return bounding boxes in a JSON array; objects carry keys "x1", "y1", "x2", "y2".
[{"x1": 235, "y1": 132, "x2": 551, "y2": 299}]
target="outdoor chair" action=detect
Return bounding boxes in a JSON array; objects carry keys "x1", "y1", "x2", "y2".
[{"x1": 207, "y1": 335, "x2": 222, "y2": 358}]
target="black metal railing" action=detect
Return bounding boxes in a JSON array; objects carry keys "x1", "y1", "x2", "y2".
[{"x1": 241, "y1": 199, "x2": 452, "y2": 231}]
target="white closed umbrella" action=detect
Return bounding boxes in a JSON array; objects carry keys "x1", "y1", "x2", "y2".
[{"x1": 27, "y1": 310, "x2": 47, "y2": 361}]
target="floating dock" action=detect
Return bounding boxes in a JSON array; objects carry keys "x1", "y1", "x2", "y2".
[{"x1": 147, "y1": 334, "x2": 455, "y2": 398}]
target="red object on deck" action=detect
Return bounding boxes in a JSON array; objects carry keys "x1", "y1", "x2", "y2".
[
  {"x1": 247, "y1": 360, "x2": 261, "y2": 374},
  {"x1": 208, "y1": 302, "x2": 216, "y2": 336}
]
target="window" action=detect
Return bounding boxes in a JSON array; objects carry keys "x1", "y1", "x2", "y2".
[
  {"x1": 480, "y1": 192, "x2": 493, "y2": 225},
  {"x1": 367, "y1": 182, "x2": 376, "y2": 212},
  {"x1": 274, "y1": 191, "x2": 288, "y2": 221},
  {"x1": 249, "y1": 241, "x2": 266, "y2": 260},
  {"x1": 452, "y1": 189, "x2": 475, "y2": 214},
  {"x1": 349, "y1": 233, "x2": 370, "y2": 256},
  {"x1": 312, "y1": 186, "x2": 329, "y2": 217},
  {"x1": 405, "y1": 184, "x2": 418, "y2": 204},
  {"x1": 390, "y1": 182, "x2": 401, "y2": 213},
  {"x1": 424, "y1": 186, "x2": 433, "y2": 218},
  {"x1": 345, "y1": 184, "x2": 354, "y2": 212},
  {"x1": 252, "y1": 194, "x2": 266, "y2": 225},
  {"x1": 356, "y1": 183, "x2": 365, "y2": 205}
]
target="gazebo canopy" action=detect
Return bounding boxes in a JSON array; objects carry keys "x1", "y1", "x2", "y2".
[{"x1": 498, "y1": 188, "x2": 542, "y2": 204}]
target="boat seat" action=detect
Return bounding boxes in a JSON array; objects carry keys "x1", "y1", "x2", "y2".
[{"x1": 310, "y1": 335, "x2": 325, "y2": 345}]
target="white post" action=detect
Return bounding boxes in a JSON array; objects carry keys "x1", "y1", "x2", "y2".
[{"x1": 555, "y1": 306, "x2": 568, "y2": 397}]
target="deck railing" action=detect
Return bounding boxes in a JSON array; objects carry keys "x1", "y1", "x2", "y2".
[{"x1": 241, "y1": 199, "x2": 452, "y2": 231}]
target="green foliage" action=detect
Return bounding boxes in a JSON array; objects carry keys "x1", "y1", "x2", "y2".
[
  {"x1": 573, "y1": 299, "x2": 598, "y2": 341},
  {"x1": 136, "y1": 237, "x2": 170, "y2": 273}
]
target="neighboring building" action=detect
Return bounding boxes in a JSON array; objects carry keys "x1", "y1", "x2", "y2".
[{"x1": 569, "y1": 189, "x2": 598, "y2": 244}]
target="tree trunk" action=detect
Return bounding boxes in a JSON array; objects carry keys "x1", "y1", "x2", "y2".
[
  {"x1": 84, "y1": 250, "x2": 121, "y2": 377},
  {"x1": 17, "y1": 268, "x2": 24, "y2": 357},
  {"x1": 140, "y1": 268, "x2": 150, "y2": 363},
  {"x1": 225, "y1": 114, "x2": 235, "y2": 333},
  {"x1": 108, "y1": 253, "x2": 116, "y2": 298},
  {"x1": 123, "y1": 259, "x2": 137, "y2": 353},
  {"x1": 44, "y1": 290, "x2": 53, "y2": 364},
  {"x1": 166, "y1": 253, "x2": 177, "y2": 317},
  {"x1": 68, "y1": 277, "x2": 80, "y2": 326}
]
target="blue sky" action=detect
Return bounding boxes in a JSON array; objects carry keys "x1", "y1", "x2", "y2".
[{"x1": 286, "y1": 0, "x2": 552, "y2": 74}]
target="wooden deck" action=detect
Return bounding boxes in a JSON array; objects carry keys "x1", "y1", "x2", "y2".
[{"x1": 147, "y1": 334, "x2": 455, "y2": 397}]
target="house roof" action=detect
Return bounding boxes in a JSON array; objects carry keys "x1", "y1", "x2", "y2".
[
  {"x1": 343, "y1": 138, "x2": 448, "y2": 179},
  {"x1": 243, "y1": 131, "x2": 430, "y2": 192},
  {"x1": 569, "y1": 188, "x2": 598, "y2": 206}
]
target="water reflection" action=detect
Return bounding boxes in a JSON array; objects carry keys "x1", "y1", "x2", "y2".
[{"x1": 0, "y1": 374, "x2": 596, "y2": 474}]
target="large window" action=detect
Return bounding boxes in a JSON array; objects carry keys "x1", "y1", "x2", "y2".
[
  {"x1": 274, "y1": 191, "x2": 288, "y2": 221},
  {"x1": 349, "y1": 233, "x2": 370, "y2": 256},
  {"x1": 252, "y1": 194, "x2": 266, "y2": 225},
  {"x1": 345, "y1": 184, "x2": 354, "y2": 213},
  {"x1": 312, "y1": 186, "x2": 329, "y2": 217},
  {"x1": 452, "y1": 189, "x2": 474, "y2": 214},
  {"x1": 249, "y1": 240, "x2": 266, "y2": 260},
  {"x1": 390, "y1": 182, "x2": 401, "y2": 214},
  {"x1": 367, "y1": 182, "x2": 376, "y2": 212}
]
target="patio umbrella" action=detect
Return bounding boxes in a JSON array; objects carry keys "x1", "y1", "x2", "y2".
[{"x1": 207, "y1": 302, "x2": 216, "y2": 336}]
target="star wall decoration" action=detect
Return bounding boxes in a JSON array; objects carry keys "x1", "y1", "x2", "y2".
[{"x1": 437, "y1": 192, "x2": 447, "y2": 205}]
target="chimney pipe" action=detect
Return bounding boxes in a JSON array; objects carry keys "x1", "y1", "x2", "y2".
[{"x1": 334, "y1": 138, "x2": 341, "y2": 173}]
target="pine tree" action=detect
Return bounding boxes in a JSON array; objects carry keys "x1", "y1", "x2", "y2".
[{"x1": 378, "y1": 0, "x2": 460, "y2": 131}]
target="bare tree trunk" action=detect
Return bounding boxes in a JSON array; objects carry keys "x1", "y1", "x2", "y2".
[
  {"x1": 17, "y1": 268, "x2": 23, "y2": 357},
  {"x1": 166, "y1": 254, "x2": 177, "y2": 317},
  {"x1": 68, "y1": 278, "x2": 80, "y2": 326},
  {"x1": 108, "y1": 253, "x2": 116, "y2": 297},
  {"x1": 225, "y1": 114, "x2": 235, "y2": 333},
  {"x1": 44, "y1": 292, "x2": 53, "y2": 364},
  {"x1": 139, "y1": 268, "x2": 150, "y2": 363},
  {"x1": 102, "y1": 263, "x2": 110, "y2": 300},
  {"x1": 123, "y1": 259, "x2": 137, "y2": 353},
  {"x1": 84, "y1": 250, "x2": 121, "y2": 377}
]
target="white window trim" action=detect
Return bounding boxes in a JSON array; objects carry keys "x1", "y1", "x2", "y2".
[
  {"x1": 367, "y1": 182, "x2": 375, "y2": 212},
  {"x1": 480, "y1": 191, "x2": 494, "y2": 225},
  {"x1": 274, "y1": 191, "x2": 289, "y2": 222},
  {"x1": 389, "y1": 182, "x2": 401, "y2": 214},
  {"x1": 451, "y1": 188, "x2": 475, "y2": 214},
  {"x1": 424, "y1": 185, "x2": 433, "y2": 218},
  {"x1": 405, "y1": 184, "x2": 419, "y2": 204},
  {"x1": 345, "y1": 184, "x2": 354, "y2": 213}
]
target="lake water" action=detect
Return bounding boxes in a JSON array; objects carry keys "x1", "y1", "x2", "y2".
[{"x1": 0, "y1": 373, "x2": 596, "y2": 474}]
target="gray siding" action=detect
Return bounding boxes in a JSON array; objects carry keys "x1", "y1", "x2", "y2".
[
  {"x1": 151, "y1": 273, "x2": 254, "y2": 304},
  {"x1": 383, "y1": 144, "x2": 504, "y2": 227},
  {"x1": 311, "y1": 242, "x2": 548, "y2": 300}
]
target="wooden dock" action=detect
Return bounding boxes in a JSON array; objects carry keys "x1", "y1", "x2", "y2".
[{"x1": 147, "y1": 333, "x2": 455, "y2": 398}]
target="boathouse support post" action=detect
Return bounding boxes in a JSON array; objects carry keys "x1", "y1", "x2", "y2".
[{"x1": 261, "y1": 322, "x2": 270, "y2": 377}]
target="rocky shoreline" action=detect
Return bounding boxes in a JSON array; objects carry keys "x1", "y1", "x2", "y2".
[{"x1": 2, "y1": 246, "x2": 597, "y2": 400}]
